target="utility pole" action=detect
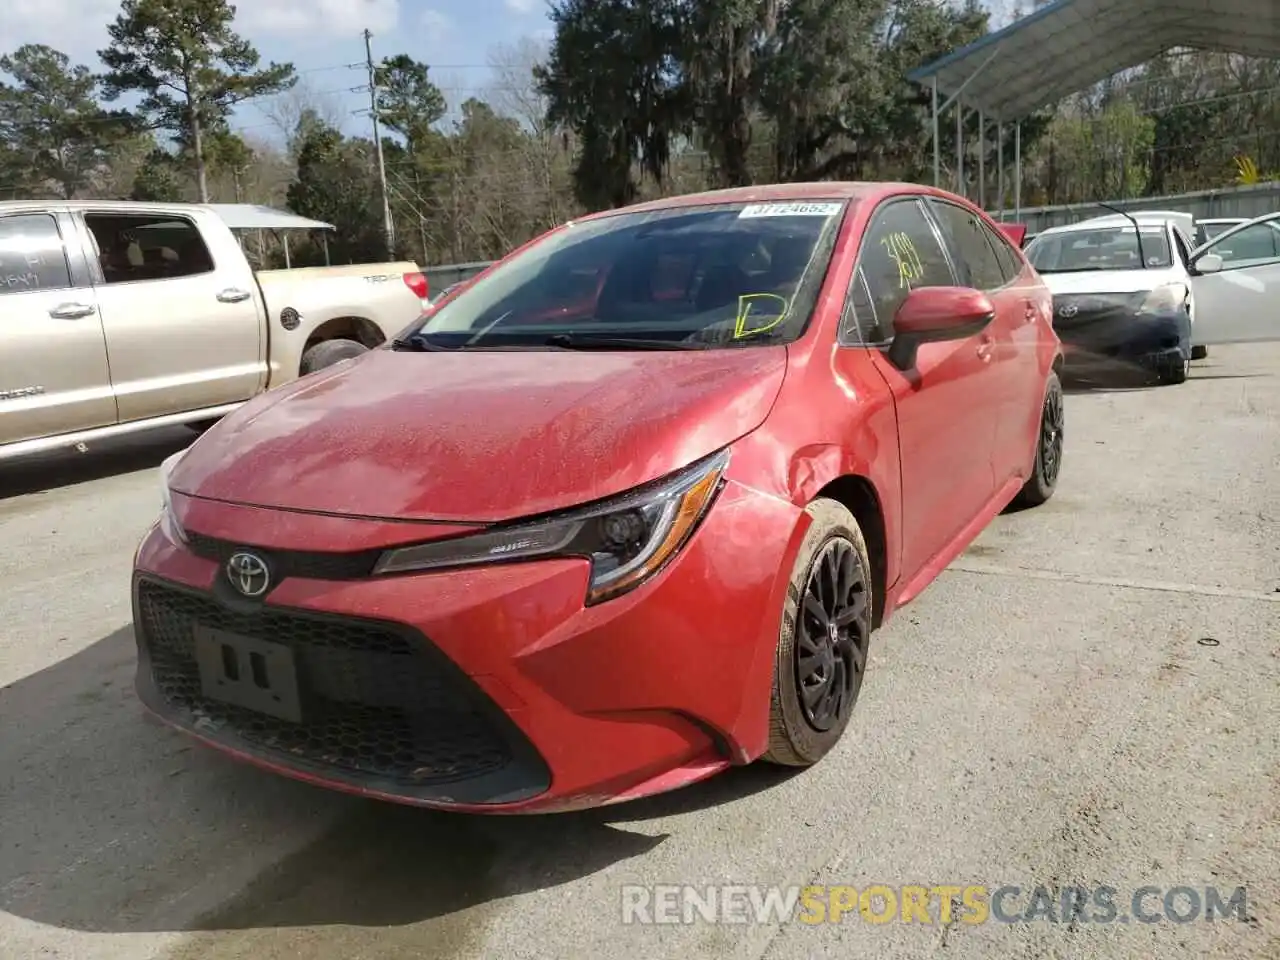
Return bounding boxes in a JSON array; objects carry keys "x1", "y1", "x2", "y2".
[{"x1": 364, "y1": 28, "x2": 395, "y2": 258}]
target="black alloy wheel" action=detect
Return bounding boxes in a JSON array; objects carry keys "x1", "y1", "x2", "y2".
[
  {"x1": 764, "y1": 498, "x2": 874, "y2": 767},
  {"x1": 1039, "y1": 383, "x2": 1064, "y2": 489},
  {"x1": 796, "y1": 537, "x2": 870, "y2": 731}
]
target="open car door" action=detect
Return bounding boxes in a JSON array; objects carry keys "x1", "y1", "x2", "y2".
[{"x1": 1188, "y1": 212, "x2": 1280, "y2": 344}]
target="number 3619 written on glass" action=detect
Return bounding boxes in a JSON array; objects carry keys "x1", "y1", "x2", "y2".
[{"x1": 879, "y1": 232, "x2": 925, "y2": 290}]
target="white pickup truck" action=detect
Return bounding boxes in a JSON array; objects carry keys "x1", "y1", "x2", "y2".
[{"x1": 1, "y1": 200, "x2": 430, "y2": 461}]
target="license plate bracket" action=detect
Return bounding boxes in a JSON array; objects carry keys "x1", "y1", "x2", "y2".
[{"x1": 194, "y1": 626, "x2": 303, "y2": 723}]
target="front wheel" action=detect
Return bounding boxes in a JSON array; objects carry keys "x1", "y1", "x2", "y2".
[
  {"x1": 1011, "y1": 371, "x2": 1064, "y2": 509},
  {"x1": 763, "y1": 498, "x2": 873, "y2": 767},
  {"x1": 300, "y1": 338, "x2": 369, "y2": 376},
  {"x1": 1155, "y1": 351, "x2": 1189, "y2": 385}
]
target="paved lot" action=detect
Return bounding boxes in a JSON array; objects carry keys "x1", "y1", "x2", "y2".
[{"x1": 1, "y1": 346, "x2": 1277, "y2": 960}]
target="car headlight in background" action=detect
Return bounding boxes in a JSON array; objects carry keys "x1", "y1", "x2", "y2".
[
  {"x1": 159, "y1": 448, "x2": 189, "y2": 544},
  {"x1": 373, "y1": 449, "x2": 730, "y2": 604},
  {"x1": 1140, "y1": 283, "x2": 1188, "y2": 314}
]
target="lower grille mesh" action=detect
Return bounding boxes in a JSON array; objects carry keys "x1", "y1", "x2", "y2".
[{"x1": 135, "y1": 579, "x2": 514, "y2": 786}]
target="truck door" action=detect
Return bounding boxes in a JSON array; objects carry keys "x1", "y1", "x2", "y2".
[
  {"x1": 81, "y1": 210, "x2": 265, "y2": 423},
  {"x1": 0, "y1": 210, "x2": 116, "y2": 447}
]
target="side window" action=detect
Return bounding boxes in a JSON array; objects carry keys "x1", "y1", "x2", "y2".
[
  {"x1": 0, "y1": 214, "x2": 72, "y2": 295},
  {"x1": 1205, "y1": 220, "x2": 1280, "y2": 266},
  {"x1": 84, "y1": 214, "x2": 215, "y2": 284},
  {"x1": 927, "y1": 200, "x2": 1006, "y2": 290},
  {"x1": 842, "y1": 266, "x2": 878, "y2": 342},
  {"x1": 984, "y1": 223, "x2": 1025, "y2": 284},
  {"x1": 1172, "y1": 230, "x2": 1191, "y2": 265},
  {"x1": 849, "y1": 199, "x2": 955, "y2": 343}
]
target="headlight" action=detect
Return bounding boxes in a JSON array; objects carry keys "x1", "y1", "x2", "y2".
[
  {"x1": 1140, "y1": 283, "x2": 1188, "y2": 314},
  {"x1": 159, "y1": 449, "x2": 189, "y2": 544},
  {"x1": 373, "y1": 449, "x2": 730, "y2": 604}
]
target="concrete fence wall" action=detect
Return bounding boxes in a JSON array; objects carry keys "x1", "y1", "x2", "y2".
[
  {"x1": 419, "y1": 182, "x2": 1280, "y2": 280},
  {"x1": 994, "y1": 182, "x2": 1280, "y2": 233}
]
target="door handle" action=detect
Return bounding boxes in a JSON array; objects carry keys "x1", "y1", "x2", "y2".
[
  {"x1": 48, "y1": 302, "x2": 96, "y2": 319},
  {"x1": 976, "y1": 335, "x2": 995, "y2": 362},
  {"x1": 216, "y1": 288, "x2": 251, "y2": 303}
]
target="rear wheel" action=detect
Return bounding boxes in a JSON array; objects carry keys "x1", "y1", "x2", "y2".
[
  {"x1": 763, "y1": 499, "x2": 873, "y2": 767},
  {"x1": 300, "y1": 338, "x2": 369, "y2": 375},
  {"x1": 1191, "y1": 345, "x2": 1208, "y2": 360},
  {"x1": 1012, "y1": 371, "x2": 1064, "y2": 509}
]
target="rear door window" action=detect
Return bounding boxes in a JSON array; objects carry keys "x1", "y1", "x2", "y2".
[
  {"x1": 84, "y1": 213, "x2": 215, "y2": 284},
  {"x1": 927, "y1": 200, "x2": 1007, "y2": 290}
]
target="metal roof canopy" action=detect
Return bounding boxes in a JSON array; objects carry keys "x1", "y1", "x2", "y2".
[
  {"x1": 908, "y1": 0, "x2": 1280, "y2": 218},
  {"x1": 207, "y1": 204, "x2": 334, "y2": 232},
  {"x1": 206, "y1": 204, "x2": 334, "y2": 268}
]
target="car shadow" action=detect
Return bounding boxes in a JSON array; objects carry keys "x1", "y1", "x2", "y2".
[
  {"x1": 0, "y1": 625, "x2": 800, "y2": 936},
  {"x1": 0, "y1": 427, "x2": 194, "y2": 500}
]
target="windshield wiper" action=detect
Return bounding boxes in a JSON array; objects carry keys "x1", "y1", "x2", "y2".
[
  {"x1": 544, "y1": 333, "x2": 707, "y2": 350},
  {"x1": 391, "y1": 332, "x2": 447, "y2": 351}
]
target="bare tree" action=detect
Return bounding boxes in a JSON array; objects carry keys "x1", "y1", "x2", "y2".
[
  {"x1": 261, "y1": 77, "x2": 345, "y2": 155},
  {"x1": 486, "y1": 37, "x2": 552, "y2": 136}
]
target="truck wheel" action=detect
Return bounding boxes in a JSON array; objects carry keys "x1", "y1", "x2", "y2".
[{"x1": 300, "y1": 338, "x2": 369, "y2": 375}]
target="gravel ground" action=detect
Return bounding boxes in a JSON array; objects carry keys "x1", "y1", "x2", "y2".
[{"x1": 1, "y1": 344, "x2": 1277, "y2": 960}]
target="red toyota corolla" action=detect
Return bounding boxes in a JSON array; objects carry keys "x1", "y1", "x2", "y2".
[{"x1": 134, "y1": 182, "x2": 1063, "y2": 813}]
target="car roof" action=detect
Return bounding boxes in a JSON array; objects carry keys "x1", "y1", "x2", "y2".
[
  {"x1": 1036, "y1": 214, "x2": 1176, "y2": 237},
  {"x1": 570, "y1": 181, "x2": 959, "y2": 223}
]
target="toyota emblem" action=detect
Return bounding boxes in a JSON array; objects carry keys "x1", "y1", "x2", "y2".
[
  {"x1": 1058, "y1": 303, "x2": 1078, "y2": 318},
  {"x1": 226, "y1": 551, "x2": 271, "y2": 597}
]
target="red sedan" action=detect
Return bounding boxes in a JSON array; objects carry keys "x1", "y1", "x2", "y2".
[{"x1": 134, "y1": 182, "x2": 1063, "y2": 813}]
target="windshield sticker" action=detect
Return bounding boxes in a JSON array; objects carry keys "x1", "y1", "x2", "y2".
[
  {"x1": 880, "y1": 232, "x2": 925, "y2": 289},
  {"x1": 733, "y1": 293, "x2": 789, "y2": 338},
  {"x1": 739, "y1": 202, "x2": 843, "y2": 219}
]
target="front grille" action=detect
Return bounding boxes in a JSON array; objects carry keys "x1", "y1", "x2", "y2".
[
  {"x1": 185, "y1": 533, "x2": 380, "y2": 581},
  {"x1": 134, "y1": 578, "x2": 548, "y2": 797}
]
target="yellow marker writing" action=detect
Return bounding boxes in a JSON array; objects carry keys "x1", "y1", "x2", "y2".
[
  {"x1": 880, "y1": 232, "x2": 925, "y2": 289},
  {"x1": 733, "y1": 293, "x2": 789, "y2": 338}
]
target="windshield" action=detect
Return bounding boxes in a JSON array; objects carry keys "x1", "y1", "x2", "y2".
[
  {"x1": 406, "y1": 201, "x2": 846, "y2": 349},
  {"x1": 1025, "y1": 226, "x2": 1172, "y2": 273}
]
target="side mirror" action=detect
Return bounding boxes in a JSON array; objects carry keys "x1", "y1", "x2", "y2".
[
  {"x1": 887, "y1": 286, "x2": 996, "y2": 371},
  {"x1": 1194, "y1": 253, "x2": 1224, "y2": 274}
]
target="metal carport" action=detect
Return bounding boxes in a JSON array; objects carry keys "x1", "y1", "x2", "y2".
[{"x1": 909, "y1": 0, "x2": 1280, "y2": 217}]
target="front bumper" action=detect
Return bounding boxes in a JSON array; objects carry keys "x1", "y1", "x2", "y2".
[
  {"x1": 1053, "y1": 303, "x2": 1191, "y2": 372},
  {"x1": 131, "y1": 480, "x2": 804, "y2": 813}
]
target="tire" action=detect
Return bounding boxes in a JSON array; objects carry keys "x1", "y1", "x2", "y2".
[
  {"x1": 763, "y1": 498, "x2": 874, "y2": 767},
  {"x1": 1011, "y1": 371, "x2": 1064, "y2": 509},
  {"x1": 300, "y1": 338, "x2": 369, "y2": 375},
  {"x1": 1155, "y1": 351, "x2": 1189, "y2": 385},
  {"x1": 1191, "y1": 345, "x2": 1208, "y2": 360}
]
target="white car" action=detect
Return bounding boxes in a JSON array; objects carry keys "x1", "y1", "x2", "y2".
[{"x1": 1024, "y1": 212, "x2": 1200, "y2": 384}]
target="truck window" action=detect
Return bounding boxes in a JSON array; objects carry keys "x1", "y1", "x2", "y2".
[
  {"x1": 84, "y1": 213, "x2": 215, "y2": 284},
  {"x1": 0, "y1": 214, "x2": 72, "y2": 295}
]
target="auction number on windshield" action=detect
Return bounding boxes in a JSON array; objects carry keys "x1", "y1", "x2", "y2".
[{"x1": 880, "y1": 232, "x2": 926, "y2": 289}]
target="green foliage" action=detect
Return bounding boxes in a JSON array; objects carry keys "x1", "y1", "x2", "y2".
[
  {"x1": 98, "y1": 0, "x2": 295, "y2": 200},
  {"x1": 285, "y1": 123, "x2": 389, "y2": 265},
  {"x1": 376, "y1": 55, "x2": 447, "y2": 150},
  {"x1": 0, "y1": 44, "x2": 134, "y2": 198},
  {"x1": 537, "y1": 0, "x2": 691, "y2": 209}
]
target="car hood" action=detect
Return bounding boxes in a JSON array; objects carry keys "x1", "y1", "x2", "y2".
[
  {"x1": 170, "y1": 347, "x2": 788, "y2": 522},
  {"x1": 1039, "y1": 267, "x2": 1181, "y2": 296}
]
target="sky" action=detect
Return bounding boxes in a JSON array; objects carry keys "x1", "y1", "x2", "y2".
[{"x1": 0, "y1": 0, "x2": 555, "y2": 141}]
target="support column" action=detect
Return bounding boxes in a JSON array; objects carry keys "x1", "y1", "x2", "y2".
[
  {"x1": 1014, "y1": 120, "x2": 1022, "y2": 220},
  {"x1": 998, "y1": 121, "x2": 1005, "y2": 219},
  {"x1": 978, "y1": 110, "x2": 985, "y2": 210},
  {"x1": 932, "y1": 77, "x2": 941, "y2": 187}
]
